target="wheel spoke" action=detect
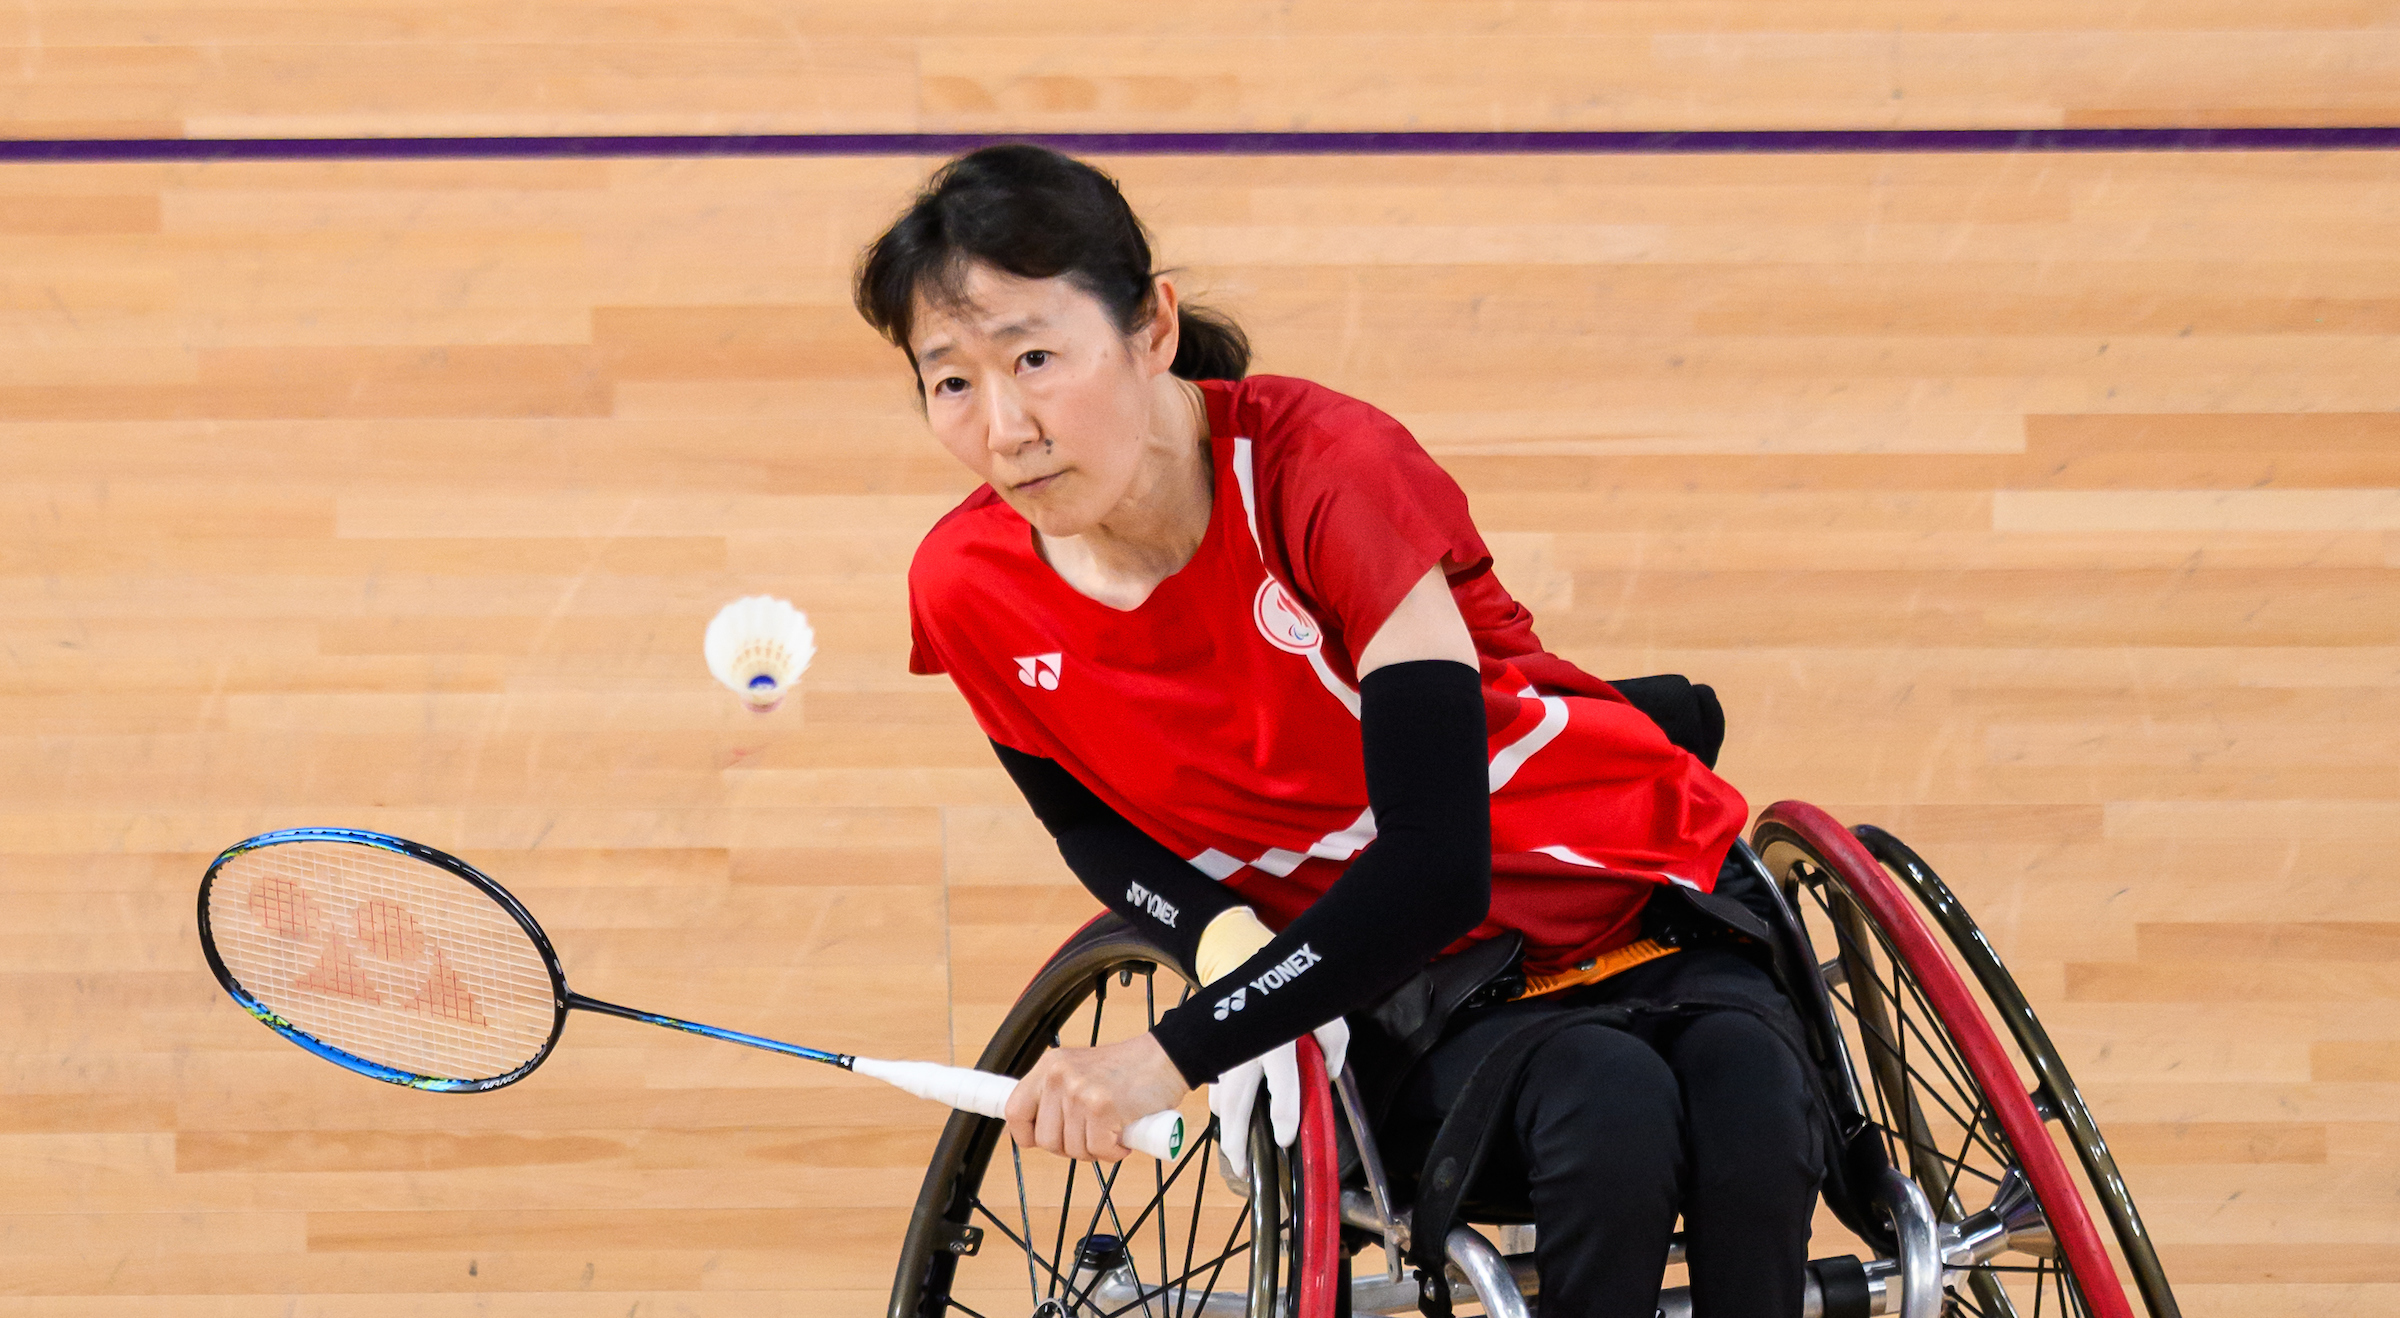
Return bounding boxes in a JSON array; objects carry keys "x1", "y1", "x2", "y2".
[
  {"x1": 1079, "y1": 1136, "x2": 1257, "y2": 1318},
  {"x1": 1148, "y1": 972, "x2": 1173, "y2": 1307},
  {"x1": 1010, "y1": 1138, "x2": 1045, "y2": 1303},
  {"x1": 1787, "y1": 851, "x2": 2120, "y2": 1318},
  {"x1": 1016, "y1": 1135, "x2": 1243, "y2": 1318},
  {"x1": 913, "y1": 947, "x2": 1294, "y2": 1318},
  {"x1": 1873, "y1": 947, "x2": 2016, "y2": 1177},
  {"x1": 1880, "y1": 958, "x2": 2013, "y2": 1163},
  {"x1": 1830, "y1": 900, "x2": 1955, "y2": 1192},
  {"x1": 1093, "y1": 1127, "x2": 1214, "y2": 1269},
  {"x1": 1048, "y1": 974, "x2": 1113, "y2": 1293},
  {"x1": 1109, "y1": 1208, "x2": 1257, "y2": 1318},
  {"x1": 902, "y1": 936, "x2": 1334, "y2": 1315},
  {"x1": 1078, "y1": 1159, "x2": 1129, "y2": 1285},
  {"x1": 1087, "y1": 1142, "x2": 1252, "y2": 1315},
  {"x1": 1174, "y1": 1131, "x2": 1208, "y2": 1318},
  {"x1": 1100, "y1": 1238, "x2": 1257, "y2": 1318},
  {"x1": 1855, "y1": 998, "x2": 2000, "y2": 1185},
  {"x1": 1823, "y1": 871, "x2": 2023, "y2": 1181},
  {"x1": 1817, "y1": 885, "x2": 2013, "y2": 1183},
  {"x1": 971, "y1": 1195, "x2": 1081, "y2": 1297},
  {"x1": 1052, "y1": 1139, "x2": 1080, "y2": 1295},
  {"x1": 1881, "y1": 958, "x2": 1985, "y2": 1117},
  {"x1": 1948, "y1": 1106, "x2": 1990, "y2": 1201}
]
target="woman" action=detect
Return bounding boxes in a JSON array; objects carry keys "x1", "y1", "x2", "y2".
[{"x1": 855, "y1": 144, "x2": 1822, "y2": 1318}]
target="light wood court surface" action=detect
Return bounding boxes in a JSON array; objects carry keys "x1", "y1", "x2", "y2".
[
  {"x1": 4, "y1": 145, "x2": 2399, "y2": 1318},
  {"x1": 1, "y1": 2, "x2": 2399, "y2": 139}
]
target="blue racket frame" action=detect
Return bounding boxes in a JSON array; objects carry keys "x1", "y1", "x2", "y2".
[{"x1": 198, "y1": 827, "x2": 853, "y2": 1092}]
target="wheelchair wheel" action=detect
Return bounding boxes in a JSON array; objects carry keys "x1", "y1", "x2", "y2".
[
  {"x1": 1752, "y1": 801, "x2": 2174, "y2": 1318},
  {"x1": 1853, "y1": 824, "x2": 2181, "y2": 1318},
  {"x1": 889, "y1": 915, "x2": 1340, "y2": 1318}
]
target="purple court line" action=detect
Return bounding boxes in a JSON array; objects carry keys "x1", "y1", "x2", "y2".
[{"x1": 3, "y1": 127, "x2": 2399, "y2": 162}]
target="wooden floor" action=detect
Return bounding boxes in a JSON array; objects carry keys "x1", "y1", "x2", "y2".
[
  {"x1": 4, "y1": 13, "x2": 2399, "y2": 1313},
  {"x1": 3, "y1": 1, "x2": 2399, "y2": 137}
]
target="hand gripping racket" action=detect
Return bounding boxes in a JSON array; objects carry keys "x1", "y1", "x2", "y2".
[{"x1": 196, "y1": 828, "x2": 1186, "y2": 1160}]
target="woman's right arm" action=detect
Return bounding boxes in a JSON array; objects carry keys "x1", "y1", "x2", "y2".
[
  {"x1": 1144, "y1": 656, "x2": 1491, "y2": 1086},
  {"x1": 991, "y1": 740, "x2": 1244, "y2": 973}
]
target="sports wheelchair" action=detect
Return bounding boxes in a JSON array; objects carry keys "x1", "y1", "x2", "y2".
[{"x1": 888, "y1": 802, "x2": 2180, "y2": 1318}]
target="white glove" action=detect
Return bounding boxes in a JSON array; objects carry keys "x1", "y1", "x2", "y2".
[
  {"x1": 1193, "y1": 907, "x2": 1352, "y2": 1175},
  {"x1": 1211, "y1": 1016, "x2": 1350, "y2": 1177}
]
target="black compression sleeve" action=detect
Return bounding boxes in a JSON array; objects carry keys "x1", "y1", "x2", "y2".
[
  {"x1": 1147, "y1": 659, "x2": 1492, "y2": 1086},
  {"x1": 992, "y1": 740, "x2": 1242, "y2": 971}
]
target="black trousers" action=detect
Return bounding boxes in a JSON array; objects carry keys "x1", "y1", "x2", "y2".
[{"x1": 1375, "y1": 947, "x2": 1825, "y2": 1318}]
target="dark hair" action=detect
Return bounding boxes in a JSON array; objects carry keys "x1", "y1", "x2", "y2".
[{"x1": 854, "y1": 144, "x2": 1250, "y2": 384}]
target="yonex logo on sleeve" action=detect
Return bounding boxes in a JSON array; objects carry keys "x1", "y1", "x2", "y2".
[
  {"x1": 1210, "y1": 943, "x2": 1321, "y2": 1020},
  {"x1": 1014, "y1": 653, "x2": 1062, "y2": 689},
  {"x1": 1126, "y1": 882, "x2": 1179, "y2": 928},
  {"x1": 1249, "y1": 944, "x2": 1321, "y2": 994}
]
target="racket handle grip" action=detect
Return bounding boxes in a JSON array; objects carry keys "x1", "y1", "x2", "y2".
[
  {"x1": 850, "y1": 1057, "x2": 1016, "y2": 1118},
  {"x1": 850, "y1": 1057, "x2": 1187, "y2": 1160},
  {"x1": 1121, "y1": 1108, "x2": 1189, "y2": 1161}
]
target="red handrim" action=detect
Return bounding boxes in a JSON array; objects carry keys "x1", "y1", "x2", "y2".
[
  {"x1": 1295, "y1": 1035, "x2": 1342, "y2": 1318},
  {"x1": 1757, "y1": 801, "x2": 2135, "y2": 1318}
]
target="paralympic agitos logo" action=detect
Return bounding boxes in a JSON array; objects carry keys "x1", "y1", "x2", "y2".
[{"x1": 1211, "y1": 943, "x2": 1322, "y2": 1020}]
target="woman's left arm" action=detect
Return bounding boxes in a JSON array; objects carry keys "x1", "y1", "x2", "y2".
[
  {"x1": 1142, "y1": 565, "x2": 1490, "y2": 1083},
  {"x1": 1354, "y1": 562, "x2": 1479, "y2": 676}
]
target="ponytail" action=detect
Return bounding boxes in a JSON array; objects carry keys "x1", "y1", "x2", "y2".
[{"x1": 1170, "y1": 304, "x2": 1250, "y2": 382}]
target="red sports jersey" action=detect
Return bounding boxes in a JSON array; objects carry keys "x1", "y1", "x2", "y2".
[{"x1": 908, "y1": 375, "x2": 1748, "y2": 975}]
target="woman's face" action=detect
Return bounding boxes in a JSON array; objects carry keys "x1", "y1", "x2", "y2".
[{"x1": 907, "y1": 262, "x2": 1179, "y2": 538}]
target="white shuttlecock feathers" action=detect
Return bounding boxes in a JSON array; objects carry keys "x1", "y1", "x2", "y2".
[{"x1": 705, "y1": 595, "x2": 815, "y2": 713}]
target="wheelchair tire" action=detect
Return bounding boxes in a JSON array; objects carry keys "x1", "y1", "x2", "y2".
[
  {"x1": 1753, "y1": 801, "x2": 2160, "y2": 1318},
  {"x1": 888, "y1": 914, "x2": 1340, "y2": 1318}
]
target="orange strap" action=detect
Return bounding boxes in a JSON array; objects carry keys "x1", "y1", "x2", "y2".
[{"x1": 1512, "y1": 938, "x2": 1680, "y2": 1001}]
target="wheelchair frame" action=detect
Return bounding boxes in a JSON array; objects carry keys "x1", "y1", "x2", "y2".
[{"x1": 889, "y1": 802, "x2": 2180, "y2": 1318}]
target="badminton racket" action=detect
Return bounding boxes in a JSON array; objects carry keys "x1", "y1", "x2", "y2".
[{"x1": 196, "y1": 827, "x2": 1187, "y2": 1160}]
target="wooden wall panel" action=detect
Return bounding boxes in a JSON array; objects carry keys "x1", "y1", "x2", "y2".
[{"x1": 2, "y1": 148, "x2": 2395, "y2": 1315}]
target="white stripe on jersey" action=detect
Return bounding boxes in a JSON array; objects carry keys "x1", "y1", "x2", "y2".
[
  {"x1": 1488, "y1": 690, "x2": 1569, "y2": 792},
  {"x1": 1215, "y1": 441, "x2": 1584, "y2": 873},
  {"x1": 1190, "y1": 849, "x2": 1247, "y2": 881},
  {"x1": 1307, "y1": 648, "x2": 1363, "y2": 717},
  {"x1": 1252, "y1": 848, "x2": 1307, "y2": 878},
  {"x1": 1533, "y1": 845, "x2": 1705, "y2": 889},
  {"x1": 1232, "y1": 437, "x2": 1264, "y2": 552},
  {"x1": 1309, "y1": 807, "x2": 1377, "y2": 861},
  {"x1": 1191, "y1": 806, "x2": 1379, "y2": 883},
  {"x1": 1235, "y1": 436, "x2": 1362, "y2": 720}
]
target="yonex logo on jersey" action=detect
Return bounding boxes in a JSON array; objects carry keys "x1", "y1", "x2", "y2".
[
  {"x1": 1211, "y1": 943, "x2": 1321, "y2": 1019},
  {"x1": 1126, "y1": 882, "x2": 1179, "y2": 928},
  {"x1": 1252, "y1": 578, "x2": 1322, "y2": 655},
  {"x1": 1014, "y1": 653, "x2": 1062, "y2": 689}
]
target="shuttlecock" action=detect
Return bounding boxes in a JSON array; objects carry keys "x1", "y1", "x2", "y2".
[{"x1": 705, "y1": 595, "x2": 815, "y2": 713}]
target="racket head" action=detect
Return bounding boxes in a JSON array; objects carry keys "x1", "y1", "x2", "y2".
[{"x1": 197, "y1": 828, "x2": 569, "y2": 1092}]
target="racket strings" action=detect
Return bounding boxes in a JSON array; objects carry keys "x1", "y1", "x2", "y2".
[{"x1": 208, "y1": 842, "x2": 557, "y2": 1082}]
